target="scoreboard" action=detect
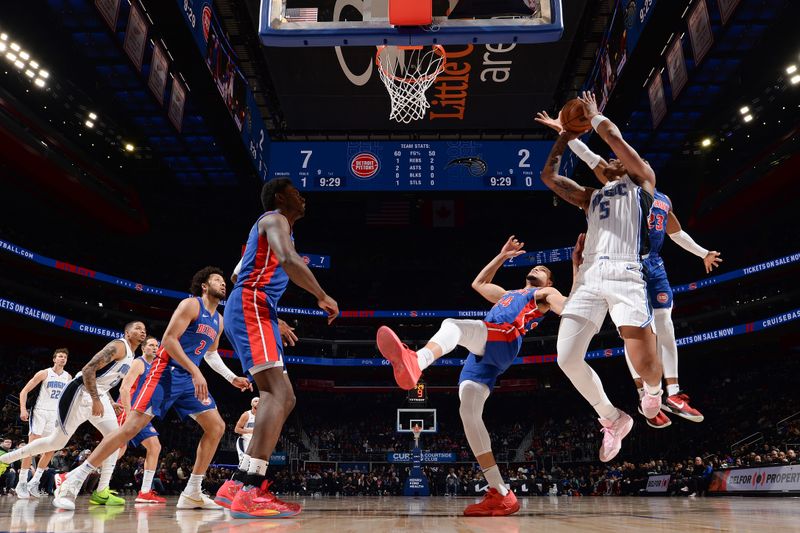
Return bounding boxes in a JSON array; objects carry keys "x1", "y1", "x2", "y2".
[{"x1": 268, "y1": 141, "x2": 551, "y2": 191}]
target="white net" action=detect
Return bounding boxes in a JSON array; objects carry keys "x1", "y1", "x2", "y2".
[{"x1": 376, "y1": 45, "x2": 446, "y2": 124}]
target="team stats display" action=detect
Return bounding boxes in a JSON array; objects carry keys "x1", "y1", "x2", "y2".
[{"x1": 268, "y1": 141, "x2": 551, "y2": 191}]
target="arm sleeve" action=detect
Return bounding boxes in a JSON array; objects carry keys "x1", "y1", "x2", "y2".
[
  {"x1": 567, "y1": 139, "x2": 602, "y2": 169},
  {"x1": 203, "y1": 350, "x2": 236, "y2": 382},
  {"x1": 668, "y1": 230, "x2": 709, "y2": 258}
]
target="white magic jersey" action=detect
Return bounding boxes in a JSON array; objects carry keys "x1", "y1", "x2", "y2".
[
  {"x1": 34, "y1": 368, "x2": 72, "y2": 411},
  {"x1": 583, "y1": 175, "x2": 653, "y2": 260},
  {"x1": 242, "y1": 411, "x2": 256, "y2": 443},
  {"x1": 74, "y1": 337, "x2": 134, "y2": 394}
]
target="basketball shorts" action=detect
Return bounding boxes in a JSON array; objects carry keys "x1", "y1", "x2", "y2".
[
  {"x1": 57, "y1": 381, "x2": 118, "y2": 436},
  {"x1": 132, "y1": 359, "x2": 217, "y2": 421},
  {"x1": 458, "y1": 322, "x2": 524, "y2": 392},
  {"x1": 562, "y1": 258, "x2": 653, "y2": 332},
  {"x1": 225, "y1": 287, "x2": 285, "y2": 375},
  {"x1": 643, "y1": 256, "x2": 673, "y2": 309},
  {"x1": 236, "y1": 436, "x2": 252, "y2": 461},
  {"x1": 29, "y1": 408, "x2": 58, "y2": 436},
  {"x1": 117, "y1": 410, "x2": 160, "y2": 447}
]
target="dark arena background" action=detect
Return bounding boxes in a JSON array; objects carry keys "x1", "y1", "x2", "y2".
[{"x1": 1, "y1": 0, "x2": 799, "y2": 530}]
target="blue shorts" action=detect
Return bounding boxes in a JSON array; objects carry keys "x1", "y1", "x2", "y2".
[
  {"x1": 225, "y1": 287, "x2": 285, "y2": 375},
  {"x1": 132, "y1": 360, "x2": 217, "y2": 421},
  {"x1": 458, "y1": 332, "x2": 522, "y2": 392},
  {"x1": 129, "y1": 422, "x2": 159, "y2": 448},
  {"x1": 644, "y1": 256, "x2": 673, "y2": 309}
]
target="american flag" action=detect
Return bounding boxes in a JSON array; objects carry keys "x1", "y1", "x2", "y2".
[
  {"x1": 285, "y1": 8, "x2": 318, "y2": 22},
  {"x1": 366, "y1": 200, "x2": 411, "y2": 226}
]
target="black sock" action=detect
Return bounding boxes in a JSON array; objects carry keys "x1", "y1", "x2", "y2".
[
  {"x1": 245, "y1": 473, "x2": 267, "y2": 488},
  {"x1": 233, "y1": 470, "x2": 247, "y2": 483}
]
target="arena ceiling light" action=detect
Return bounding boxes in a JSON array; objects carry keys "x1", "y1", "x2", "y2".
[
  {"x1": 791, "y1": 74, "x2": 800, "y2": 85},
  {"x1": 124, "y1": 143, "x2": 135, "y2": 152},
  {"x1": 743, "y1": 114, "x2": 753, "y2": 123},
  {"x1": 85, "y1": 120, "x2": 94, "y2": 128},
  {"x1": 787, "y1": 65, "x2": 797, "y2": 75},
  {"x1": 739, "y1": 106, "x2": 750, "y2": 115},
  {"x1": 701, "y1": 138, "x2": 712, "y2": 147},
  {"x1": 88, "y1": 112, "x2": 97, "y2": 120},
  {"x1": 0, "y1": 29, "x2": 49, "y2": 88}
]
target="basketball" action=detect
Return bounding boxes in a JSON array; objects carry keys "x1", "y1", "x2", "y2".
[{"x1": 559, "y1": 98, "x2": 591, "y2": 134}]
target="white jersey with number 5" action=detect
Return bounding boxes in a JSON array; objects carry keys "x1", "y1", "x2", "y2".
[
  {"x1": 34, "y1": 368, "x2": 72, "y2": 411},
  {"x1": 583, "y1": 175, "x2": 653, "y2": 260},
  {"x1": 74, "y1": 337, "x2": 134, "y2": 394}
]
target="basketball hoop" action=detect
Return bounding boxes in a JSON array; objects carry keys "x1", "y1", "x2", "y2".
[
  {"x1": 411, "y1": 424, "x2": 422, "y2": 447},
  {"x1": 376, "y1": 45, "x2": 446, "y2": 124}
]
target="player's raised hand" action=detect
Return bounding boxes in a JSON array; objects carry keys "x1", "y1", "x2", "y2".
[
  {"x1": 578, "y1": 91, "x2": 600, "y2": 120},
  {"x1": 278, "y1": 318, "x2": 298, "y2": 347},
  {"x1": 318, "y1": 295, "x2": 339, "y2": 325},
  {"x1": 534, "y1": 111, "x2": 564, "y2": 134},
  {"x1": 500, "y1": 235, "x2": 526, "y2": 259},
  {"x1": 191, "y1": 369, "x2": 209, "y2": 402},
  {"x1": 231, "y1": 376, "x2": 253, "y2": 392},
  {"x1": 704, "y1": 251, "x2": 722, "y2": 274},
  {"x1": 572, "y1": 233, "x2": 586, "y2": 266}
]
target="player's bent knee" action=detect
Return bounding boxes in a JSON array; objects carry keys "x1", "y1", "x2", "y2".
[{"x1": 284, "y1": 392, "x2": 296, "y2": 413}]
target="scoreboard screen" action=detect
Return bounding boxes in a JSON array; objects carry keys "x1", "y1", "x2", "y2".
[
  {"x1": 268, "y1": 141, "x2": 551, "y2": 191},
  {"x1": 407, "y1": 382, "x2": 428, "y2": 407}
]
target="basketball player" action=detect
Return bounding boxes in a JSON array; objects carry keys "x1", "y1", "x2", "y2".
[
  {"x1": 537, "y1": 91, "x2": 664, "y2": 462},
  {"x1": 536, "y1": 110, "x2": 722, "y2": 428},
  {"x1": 377, "y1": 234, "x2": 581, "y2": 516},
  {"x1": 53, "y1": 268, "x2": 252, "y2": 510},
  {"x1": 0, "y1": 322, "x2": 146, "y2": 507},
  {"x1": 115, "y1": 335, "x2": 165, "y2": 503},
  {"x1": 15, "y1": 347, "x2": 71, "y2": 498},
  {"x1": 234, "y1": 398, "x2": 259, "y2": 463},
  {"x1": 214, "y1": 178, "x2": 338, "y2": 519}
]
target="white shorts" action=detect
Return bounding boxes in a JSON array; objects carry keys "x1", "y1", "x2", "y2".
[
  {"x1": 236, "y1": 436, "x2": 252, "y2": 461},
  {"x1": 58, "y1": 381, "x2": 119, "y2": 437},
  {"x1": 29, "y1": 409, "x2": 58, "y2": 436},
  {"x1": 562, "y1": 259, "x2": 653, "y2": 332}
]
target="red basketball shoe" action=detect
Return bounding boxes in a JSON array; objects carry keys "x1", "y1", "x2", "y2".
[
  {"x1": 214, "y1": 479, "x2": 242, "y2": 509},
  {"x1": 664, "y1": 392, "x2": 704, "y2": 422},
  {"x1": 135, "y1": 490, "x2": 166, "y2": 504},
  {"x1": 376, "y1": 326, "x2": 421, "y2": 390},
  {"x1": 463, "y1": 488, "x2": 520, "y2": 517},
  {"x1": 638, "y1": 406, "x2": 672, "y2": 429},
  {"x1": 230, "y1": 480, "x2": 301, "y2": 519}
]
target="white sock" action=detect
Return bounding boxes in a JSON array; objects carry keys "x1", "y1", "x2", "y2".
[
  {"x1": 16, "y1": 475, "x2": 27, "y2": 488},
  {"x1": 30, "y1": 467, "x2": 45, "y2": 485},
  {"x1": 482, "y1": 465, "x2": 508, "y2": 496},
  {"x1": 183, "y1": 474, "x2": 204, "y2": 495},
  {"x1": 247, "y1": 458, "x2": 268, "y2": 476},
  {"x1": 141, "y1": 470, "x2": 155, "y2": 494},
  {"x1": 239, "y1": 453, "x2": 251, "y2": 472},
  {"x1": 417, "y1": 348, "x2": 435, "y2": 371},
  {"x1": 636, "y1": 387, "x2": 645, "y2": 399},
  {"x1": 644, "y1": 381, "x2": 663, "y2": 396},
  {"x1": 68, "y1": 461, "x2": 97, "y2": 487},
  {"x1": 666, "y1": 384, "x2": 680, "y2": 396}
]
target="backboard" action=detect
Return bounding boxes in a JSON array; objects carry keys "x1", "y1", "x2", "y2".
[
  {"x1": 397, "y1": 408, "x2": 437, "y2": 433},
  {"x1": 260, "y1": 0, "x2": 563, "y2": 46}
]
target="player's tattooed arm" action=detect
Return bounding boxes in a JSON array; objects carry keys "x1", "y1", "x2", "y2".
[
  {"x1": 82, "y1": 340, "x2": 123, "y2": 401},
  {"x1": 541, "y1": 133, "x2": 594, "y2": 210}
]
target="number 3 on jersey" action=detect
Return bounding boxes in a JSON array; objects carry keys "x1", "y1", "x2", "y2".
[{"x1": 648, "y1": 213, "x2": 665, "y2": 231}]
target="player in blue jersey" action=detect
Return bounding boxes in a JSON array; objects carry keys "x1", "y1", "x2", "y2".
[
  {"x1": 537, "y1": 110, "x2": 722, "y2": 428},
  {"x1": 54, "y1": 267, "x2": 252, "y2": 510},
  {"x1": 216, "y1": 178, "x2": 338, "y2": 519},
  {"x1": 377, "y1": 235, "x2": 581, "y2": 517}
]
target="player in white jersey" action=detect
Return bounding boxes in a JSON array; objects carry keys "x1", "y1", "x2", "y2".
[
  {"x1": 0, "y1": 321, "x2": 146, "y2": 508},
  {"x1": 538, "y1": 91, "x2": 663, "y2": 463},
  {"x1": 234, "y1": 398, "x2": 259, "y2": 463},
  {"x1": 15, "y1": 347, "x2": 71, "y2": 498}
]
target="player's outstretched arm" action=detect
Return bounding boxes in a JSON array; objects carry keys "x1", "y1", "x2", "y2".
[
  {"x1": 118, "y1": 358, "x2": 144, "y2": 416},
  {"x1": 535, "y1": 110, "x2": 610, "y2": 183},
  {"x1": 234, "y1": 411, "x2": 251, "y2": 435},
  {"x1": 665, "y1": 211, "x2": 722, "y2": 273},
  {"x1": 578, "y1": 91, "x2": 655, "y2": 190},
  {"x1": 471, "y1": 236, "x2": 526, "y2": 304},
  {"x1": 82, "y1": 339, "x2": 126, "y2": 417},
  {"x1": 541, "y1": 132, "x2": 594, "y2": 210},
  {"x1": 163, "y1": 298, "x2": 209, "y2": 401},
  {"x1": 263, "y1": 213, "x2": 339, "y2": 324},
  {"x1": 18, "y1": 369, "x2": 48, "y2": 422}
]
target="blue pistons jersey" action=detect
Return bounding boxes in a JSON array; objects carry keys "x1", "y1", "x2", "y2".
[
  {"x1": 647, "y1": 191, "x2": 672, "y2": 257},
  {"x1": 644, "y1": 191, "x2": 673, "y2": 309},
  {"x1": 169, "y1": 297, "x2": 220, "y2": 376}
]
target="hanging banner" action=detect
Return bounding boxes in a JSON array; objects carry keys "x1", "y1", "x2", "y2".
[
  {"x1": 665, "y1": 37, "x2": 688, "y2": 99},
  {"x1": 717, "y1": 0, "x2": 742, "y2": 26},
  {"x1": 123, "y1": 2, "x2": 149, "y2": 72},
  {"x1": 95, "y1": 0, "x2": 121, "y2": 30},
  {"x1": 687, "y1": 0, "x2": 713, "y2": 66},
  {"x1": 168, "y1": 77, "x2": 187, "y2": 132},
  {"x1": 648, "y1": 71, "x2": 667, "y2": 128},
  {"x1": 148, "y1": 42, "x2": 169, "y2": 105}
]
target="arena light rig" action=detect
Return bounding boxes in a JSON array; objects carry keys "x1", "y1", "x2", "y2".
[{"x1": 0, "y1": 30, "x2": 49, "y2": 89}]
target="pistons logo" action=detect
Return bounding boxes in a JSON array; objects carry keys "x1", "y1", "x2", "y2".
[
  {"x1": 302, "y1": 255, "x2": 310, "y2": 265},
  {"x1": 689, "y1": 282, "x2": 697, "y2": 290},
  {"x1": 351, "y1": 153, "x2": 379, "y2": 179},
  {"x1": 135, "y1": 283, "x2": 143, "y2": 292},
  {"x1": 604, "y1": 349, "x2": 613, "y2": 357},
  {"x1": 657, "y1": 292, "x2": 669, "y2": 304}
]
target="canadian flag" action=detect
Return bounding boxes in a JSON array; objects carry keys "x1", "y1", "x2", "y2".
[{"x1": 426, "y1": 199, "x2": 464, "y2": 228}]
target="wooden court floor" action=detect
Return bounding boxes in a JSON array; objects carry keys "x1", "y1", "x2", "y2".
[{"x1": 2, "y1": 494, "x2": 799, "y2": 532}]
